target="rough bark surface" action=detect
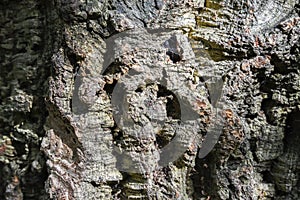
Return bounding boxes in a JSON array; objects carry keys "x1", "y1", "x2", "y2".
[{"x1": 0, "y1": 0, "x2": 300, "y2": 199}]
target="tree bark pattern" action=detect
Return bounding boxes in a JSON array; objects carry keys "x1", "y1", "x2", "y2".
[{"x1": 0, "y1": 0, "x2": 299, "y2": 199}]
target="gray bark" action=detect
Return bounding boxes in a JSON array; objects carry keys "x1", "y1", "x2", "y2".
[{"x1": 0, "y1": 0, "x2": 299, "y2": 199}]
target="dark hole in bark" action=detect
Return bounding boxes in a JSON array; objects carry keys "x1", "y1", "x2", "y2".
[
  {"x1": 245, "y1": 113, "x2": 258, "y2": 120},
  {"x1": 262, "y1": 170, "x2": 273, "y2": 183},
  {"x1": 226, "y1": 155, "x2": 240, "y2": 170},
  {"x1": 135, "y1": 87, "x2": 143, "y2": 93},
  {"x1": 11, "y1": 140, "x2": 26, "y2": 157},
  {"x1": 261, "y1": 98, "x2": 278, "y2": 125},
  {"x1": 31, "y1": 44, "x2": 41, "y2": 51},
  {"x1": 157, "y1": 84, "x2": 181, "y2": 119},
  {"x1": 164, "y1": 35, "x2": 183, "y2": 63},
  {"x1": 103, "y1": 79, "x2": 118, "y2": 96},
  {"x1": 90, "y1": 181, "x2": 99, "y2": 187},
  {"x1": 283, "y1": 109, "x2": 300, "y2": 148},
  {"x1": 166, "y1": 50, "x2": 182, "y2": 63},
  {"x1": 271, "y1": 54, "x2": 292, "y2": 75},
  {"x1": 102, "y1": 62, "x2": 122, "y2": 75}
]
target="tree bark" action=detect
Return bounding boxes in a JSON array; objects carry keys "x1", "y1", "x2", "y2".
[{"x1": 0, "y1": 0, "x2": 299, "y2": 199}]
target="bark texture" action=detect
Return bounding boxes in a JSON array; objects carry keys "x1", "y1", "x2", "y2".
[{"x1": 0, "y1": 0, "x2": 300, "y2": 199}]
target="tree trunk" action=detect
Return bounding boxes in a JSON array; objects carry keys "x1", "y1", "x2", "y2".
[{"x1": 0, "y1": 0, "x2": 299, "y2": 199}]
